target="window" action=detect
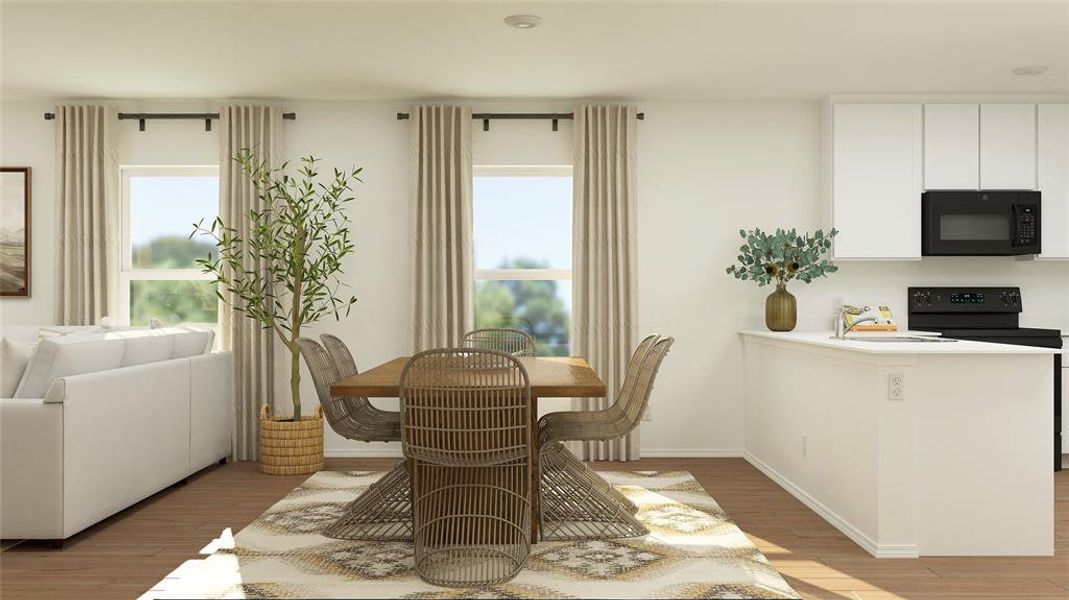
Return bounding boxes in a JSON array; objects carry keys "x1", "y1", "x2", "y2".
[
  {"x1": 120, "y1": 166, "x2": 219, "y2": 329},
  {"x1": 473, "y1": 166, "x2": 572, "y2": 356}
]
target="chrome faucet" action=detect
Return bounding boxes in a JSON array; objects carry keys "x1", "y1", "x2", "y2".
[{"x1": 835, "y1": 305, "x2": 878, "y2": 339}]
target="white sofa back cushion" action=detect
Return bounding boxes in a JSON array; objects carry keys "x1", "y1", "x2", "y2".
[
  {"x1": 13, "y1": 327, "x2": 215, "y2": 399},
  {"x1": 1, "y1": 338, "x2": 35, "y2": 397}
]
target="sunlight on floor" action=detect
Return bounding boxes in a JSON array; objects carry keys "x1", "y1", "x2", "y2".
[{"x1": 140, "y1": 529, "x2": 245, "y2": 599}]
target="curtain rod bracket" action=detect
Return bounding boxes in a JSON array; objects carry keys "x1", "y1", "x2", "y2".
[
  {"x1": 483, "y1": 118, "x2": 490, "y2": 132},
  {"x1": 552, "y1": 118, "x2": 559, "y2": 132}
]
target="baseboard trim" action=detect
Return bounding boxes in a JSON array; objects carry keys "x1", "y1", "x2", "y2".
[
  {"x1": 325, "y1": 448, "x2": 403, "y2": 458},
  {"x1": 639, "y1": 448, "x2": 745, "y2": 458},
  {"x1": 325, "y1": 447, "x2": 745, "y2": 459},
  {"x1": 742, "y1": 451, "x2": 919, "y2": 559}
]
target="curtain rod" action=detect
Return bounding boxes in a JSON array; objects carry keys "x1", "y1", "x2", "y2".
[
  {"x1": 42, "y1": 111, "x2": 297, "y2": 132},
  {"x1": 396, "y1": 111, "x2": 645, "y2": 132}
]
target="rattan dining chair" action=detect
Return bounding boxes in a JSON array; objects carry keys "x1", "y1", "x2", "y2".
[
  {"x1": 400, "y1": 349, "x2": 533, "y2": 588},
  {"x1": 540, "y1": 334, "x2": 660, "y2": 517},
  {"x1": 298, "y1": 337, "x2": 411, "y2": 541},
  {"x1": 537, "y1": 336, "x2": 674, "y2": 541},
  {"x1": 462, "y1": 327, "x2": 537, "y2": 356}
]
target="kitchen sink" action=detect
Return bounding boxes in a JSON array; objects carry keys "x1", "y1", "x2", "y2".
[{"x1": 832, "y1": 336, "x2": 958, "y2": 343}]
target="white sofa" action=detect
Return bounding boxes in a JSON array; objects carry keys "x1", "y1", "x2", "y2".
[{"x1": 0, "y1": 326, "x2": 231, "y2": 544}]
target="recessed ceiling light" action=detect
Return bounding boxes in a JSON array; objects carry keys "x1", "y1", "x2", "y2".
[
  {"x1": 504, "y1": 14, "x2": 542, "y2": 29},
  {"x1": 1012, "y1": 65, "x2": 1048, "y2": 76}
]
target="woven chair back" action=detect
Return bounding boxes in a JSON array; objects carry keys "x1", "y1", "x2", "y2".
[
  {"x1": 299, "y1": 337, "x2": 400, "y2": 442},
  {"x1": 321, "y1": 333, "x2": 360, "y2": 380},
  {"x1": 619, "y1": 337, "x2": 674, "y2": 428},
  {"x1": 462, "y1": 327, "x2": 537, "y2": 357},
  {"x1": 609, "y1": 334, "x2": 659, "y2": 417},
  {"x1": 298, "y1": 337, "x2": 340, "y2": 408},
  {"x1": 400, "y1": 348, "x2": 531, "y2": 466}
]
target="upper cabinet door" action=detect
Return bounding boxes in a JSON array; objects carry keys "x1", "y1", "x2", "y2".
[
  {"x1": 832, "y1": 103, "x2": 922, "y2": 259},
  {"x1": 924, "y1": 104, "x2": 979, "y2": 190},
  {"x1": 1038, "y1": 104, "x2": 1069, "y2": 259},
  {"x1": 980, "y1": 104, "x2": 1037, "y2": 189}
]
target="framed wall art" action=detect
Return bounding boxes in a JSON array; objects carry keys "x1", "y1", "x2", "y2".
[{"x1": 1, "y1": 167, "x2": 31, "y2": 297}]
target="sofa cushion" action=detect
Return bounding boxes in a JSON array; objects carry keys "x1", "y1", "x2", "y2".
[
  {"x1": 13, "y1": 327, "x2": 216, "y2": 398},
  {"x1": 1, "y1": 338, "x2": 34, "y2": 397},
  {"x1": 14, "y1": 337, "x2": 125, "y2": 398}
]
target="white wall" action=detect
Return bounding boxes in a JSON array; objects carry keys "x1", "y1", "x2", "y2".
[{"x1": 3, "y1": 98, "x2": 1067, "y2": 457}]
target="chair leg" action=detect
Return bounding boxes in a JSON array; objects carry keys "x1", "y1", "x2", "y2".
[
  {"x1": 539, "y1": 442, "x2": 647, "y2": 541},
  {"x1": 544, "y1": 442, "x2": 638, "y2": 514},
  {"x1": 322, "y1": 460, "x2": 413, "y2": 541}
]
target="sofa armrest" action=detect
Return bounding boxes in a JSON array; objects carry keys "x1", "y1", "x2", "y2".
[
  {"x1": 53, "y1": 358, "x2": 192, "y2": 538},
  {"x1": 0, "y1": 398, "x2": 64, "y2": 539},
  {"x1": 189, "y1": 352, "x2": 232, "y2": 470}
]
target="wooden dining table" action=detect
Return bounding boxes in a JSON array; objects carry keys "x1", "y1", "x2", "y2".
[{"x1": 330, "y1": 356, "x2": 607, "y2": 541}]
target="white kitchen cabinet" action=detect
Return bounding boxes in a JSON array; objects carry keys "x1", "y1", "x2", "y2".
[
  {"x1": 980, "y1": 104, "x2": 1037, "y2": 189},
  {"x1": 831, "y1": 103, "x2": 922, "y2": 259},
  {"x1": 1037, "y1": 104, "x2": 1069, "y2": 259},
  {"x1": 924, "y1": 104, "x2": 979, "y2": 189}
]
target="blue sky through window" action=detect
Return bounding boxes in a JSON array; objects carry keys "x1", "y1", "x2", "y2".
[
  {"x1": 473, "y1": 175, "x2": 572, "y2": 270},
  {"x1": 129, "y1": 176, "x2": 218, "y2": 248}
]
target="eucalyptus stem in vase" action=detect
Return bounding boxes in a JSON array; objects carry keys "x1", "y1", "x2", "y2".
[{"x1": 726, "y1": 227, "x2": 839, "y2": 332}]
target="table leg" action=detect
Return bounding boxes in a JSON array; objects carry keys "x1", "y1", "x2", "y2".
[{"x1": 530, "y1": 396, "x2": 541, "y2": 543}]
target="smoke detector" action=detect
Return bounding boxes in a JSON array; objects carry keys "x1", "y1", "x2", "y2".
[
  {"x1": 504, "y1": 15, "x2": 542, "y2": 29},
  {"x1": 1012, "y1": 65, "x2": 1048, "y2": 76}
]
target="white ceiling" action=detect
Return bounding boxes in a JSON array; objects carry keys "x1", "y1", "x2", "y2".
[{"x1": 2, "y1": 0, "x2": 1067, "y2": 101}]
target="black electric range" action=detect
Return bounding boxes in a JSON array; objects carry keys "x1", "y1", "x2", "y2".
[{"x1": 908, "y1": 287, "x2": 1064, "y2": 470}]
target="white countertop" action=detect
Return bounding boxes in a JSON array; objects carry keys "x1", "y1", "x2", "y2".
[{"x1": 740, "y1": 330, "x2": 1061, "y2": 355}]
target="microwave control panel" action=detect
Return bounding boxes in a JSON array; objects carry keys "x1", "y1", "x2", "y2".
[{"x1": 1015, "y1": 205, "x2": 1038, "y2": 246}]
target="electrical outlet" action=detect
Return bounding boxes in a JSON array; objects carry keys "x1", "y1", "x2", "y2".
[
  {"x1": 642, "y1": 406, "x2": 653, "y2": 422},
  {"x1": 801, "y1": 434, "x2": 808, "y2": 458},
  {"x1": 888, "y1": 373, "x2": 905, "y2": 400}
]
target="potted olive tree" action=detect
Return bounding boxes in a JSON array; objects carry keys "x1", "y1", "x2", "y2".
[
  {"x1": 726, "y1": 227, "x2": 838, "y2": 332},
  {"x1": 193, "y1": 153, "x2": 361, "y2": 474}
]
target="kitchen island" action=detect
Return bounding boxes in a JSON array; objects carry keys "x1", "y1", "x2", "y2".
[{"x1": 741, "y1": 330, "x2": 1059, "y2": 557}]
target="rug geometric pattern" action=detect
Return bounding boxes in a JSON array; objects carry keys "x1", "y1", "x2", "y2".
[{"x1": 143, "y1": 470, "x2": 798, "y2": 599}]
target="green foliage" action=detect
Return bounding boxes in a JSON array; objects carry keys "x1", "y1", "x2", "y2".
[
  {"x1": 133, "y1": 235, "x2": 217, "y2": 269},
  {"x1": 130, "y1": 280, "x2": 218, "y2": 327},
  {"x1": 726, "y1": 227, "x2": 839, "y2": 287},
  {"x1": 128, "y1": 237, "x2": 219, "y2": 326},
  {"x1": 192, "y1": 153, "x2": 363, "y2": 419},
  {"x1": 474, "y1": 258, "x2": 570, "y2": 356}
]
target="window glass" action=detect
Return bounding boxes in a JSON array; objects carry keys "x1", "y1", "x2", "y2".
[
  {"x1": 473, "y1": 169, "x2": 572, "y2": 355},
  {"x1": 473, "y1": 176, "x2": 572, "y2": 270},
  {"x1": 475, "y1": 280, "x2": 571, "y2": 356},
  {"x1": 129, "y1": 280, "x2": 218, "y2": 327},
  {"x1": 129, "y1": 176, "x2": 219, "y2": 268}
]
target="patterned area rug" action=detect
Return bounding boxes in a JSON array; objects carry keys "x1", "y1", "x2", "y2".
[{"x1": 144, "y1": 470, "x2": 797, "y2": 599}]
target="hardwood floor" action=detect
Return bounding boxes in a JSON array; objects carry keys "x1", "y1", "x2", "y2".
[{"x1": 2, "y1": 457, "x2": 1067, "y2": 599}]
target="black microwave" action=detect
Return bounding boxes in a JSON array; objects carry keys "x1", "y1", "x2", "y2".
[{"x1": 921, "y1": 190, "x2": 1041, "y2": 256}]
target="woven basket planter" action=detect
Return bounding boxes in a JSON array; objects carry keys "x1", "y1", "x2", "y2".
[{"x1": 259, "y1": 404, "x2": 324, "y2": 476}]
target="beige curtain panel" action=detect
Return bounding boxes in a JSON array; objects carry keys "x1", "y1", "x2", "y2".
[
  {"x1": 571, "y1": 104, "x2": 640, "y2": 462},
  {"x1": 53, "y1": 105, "x2": 119, "y2": 326},
  {"x1": 219, "y1": 105, "x2": 282, "y2": 461},
  {"x1": 409, "y1": 105, "x2": 474, "y2": 351}
]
